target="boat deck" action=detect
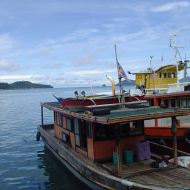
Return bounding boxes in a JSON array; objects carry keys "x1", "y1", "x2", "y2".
[
  {"x1": 102, "y1": 159, "x2": 162, "y2": 177},
  {"x1": 102, "y1": 161, "x2": 190, "y2": 188},
  {"x1": 130, "y1": 167, "x2": 190, "y2": 189}
]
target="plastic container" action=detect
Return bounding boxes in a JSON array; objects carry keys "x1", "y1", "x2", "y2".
[
  {"x1": 124, "y1": 150, "x2": 133, "y2": 165},
  {"x1": 136, "y1": 141, "x2": 150, "y2": 161}
]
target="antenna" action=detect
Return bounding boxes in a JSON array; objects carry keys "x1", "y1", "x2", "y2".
[
  {"x1": 170, "y1": 34, "x2": 183, "y2": 61},
  {"x1": 169, "y1": 34, "x2": 184, "y2": 89},
  {"x1": 150, "y1": 56, "x2": 154, "y2": 70},
  {"x1": 114, "y1": 44, "x2": 118, "y2": 63},
  {"x1": 161, "y1": 55, "x2": 164, "y2": 65},
  {"x1": 149, "y1": 56, "x2": 156, "y2": 93}
]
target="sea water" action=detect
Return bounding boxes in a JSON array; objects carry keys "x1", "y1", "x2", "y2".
[{"x1": 0, "y1": 85, "x2": 134, "y2": 190}]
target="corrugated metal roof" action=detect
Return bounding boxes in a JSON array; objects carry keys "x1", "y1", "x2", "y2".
[{"x1": 41, "y1": 102, "x2": 190, "y2": 124}]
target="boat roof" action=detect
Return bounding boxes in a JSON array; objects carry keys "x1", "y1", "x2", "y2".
[
  {"x1": 42, "y1": 102, "x2": 190, "y2": 124},
  {"x1": 133, "y1": 64, "x2": 184, "y2": 75}
]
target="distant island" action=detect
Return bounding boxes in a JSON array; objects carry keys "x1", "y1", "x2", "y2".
[
  {"x1": 116, "y1": 79, "x2": 135, "y2": 86},
  {"x1": 0, "y1": 81, "x2": 53, "y2": 89}
]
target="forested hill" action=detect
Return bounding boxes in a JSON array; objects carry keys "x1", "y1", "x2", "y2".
[
  {"x1": 0, "y1": 81, "x2": 53, "y2": 89},
  {"x1": 116, "y1": 79, "x2": 135, "y2": 86}
]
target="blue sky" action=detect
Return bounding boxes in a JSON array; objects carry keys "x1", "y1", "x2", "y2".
[{"x1": 0, "y1": 0, "x2": 190, "y2": 87}]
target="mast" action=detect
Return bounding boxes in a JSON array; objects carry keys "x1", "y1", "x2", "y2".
[
  {"x1": 183, "y1": 59, "x2": 190, "y2": 82},
  {"x1": 150, "y1": 56, "x2": 156, "y2": 93},
  {"x1": 169, "y1": 34, "x2": 183, "y2": 90}
]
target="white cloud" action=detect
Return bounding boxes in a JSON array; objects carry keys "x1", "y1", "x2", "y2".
[
  {"x1": 0, "y1": 59, "x2": 17, "y2": 71},
  {"x1": 0, "y1": 74, "x2": 40, "y2": 80},
  {"x1": 151, "y1": 1, "x2": 190, "y2": 12},
  {"x1": 66, "y1": 69, "x2": 115, "y2": 77}
]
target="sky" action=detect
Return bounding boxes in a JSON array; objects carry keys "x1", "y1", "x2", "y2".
[{"x1": 0, "y1": 0, "x2": 190, "y2": 87}]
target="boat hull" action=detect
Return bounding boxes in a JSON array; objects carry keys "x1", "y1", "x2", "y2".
[
  {"x1": 62, "y1": 96, "x2": 144, "y2": 107},
  {"x1": 39, "y1": 126, "x2": 157, "y2": 190}
]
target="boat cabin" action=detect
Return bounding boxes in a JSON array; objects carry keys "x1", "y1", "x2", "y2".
[
  {"x1": 134, "y1": 64, "x2": 184, "y2": 92},
  {"x1": 42, "y1": 103, "x2": 146, "y2": 162},
  {"x1": 145, "y1": 92, "x2": 190, "y2": 128},
  {"x1": 41, "y1": 102, "x2": 190, "y2": 167}
]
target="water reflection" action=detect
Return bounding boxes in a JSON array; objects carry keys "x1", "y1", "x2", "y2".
[{"x1": 37, "y1": 147, "x2": 90, "y2": 190}]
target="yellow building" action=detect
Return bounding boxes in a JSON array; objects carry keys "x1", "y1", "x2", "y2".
[{"x1": 134, "y1": 64, "x2": 184, "y2": 90}]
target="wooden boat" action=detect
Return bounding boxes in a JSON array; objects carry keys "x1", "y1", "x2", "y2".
[
  {"x1": 38, "y1": 101, "x2": 190, "y2": 189},
  {"x1": 55, "y1": 94, "x2": 144, "y2": 108},
  {"x1": 144, "y1": 91, "x2": 190, "y2": 153},
  {"x1": 133, "y1": 64, "x2": 184, "y2": 94}
]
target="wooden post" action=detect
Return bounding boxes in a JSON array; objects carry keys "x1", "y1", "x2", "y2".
[
  {"x1": 154, "y1": 98, "x2": 158, "y2": 127},
  {"x1": 173, "y1": 131, "x2": 178, "y2": 165},
  {"x1": 171, "y1": 116, "x2": 178, "y2": 165},
  {"x1": 116, "y1": 139, "x2": 122, "y2": 176},
  {"x1": 41, "y1": 104, "x2": 44, "y2": 127}
]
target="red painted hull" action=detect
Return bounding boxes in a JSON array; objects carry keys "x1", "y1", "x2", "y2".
[{"x1": 62, "y1": 95, "x2": 144, "y2": 107}]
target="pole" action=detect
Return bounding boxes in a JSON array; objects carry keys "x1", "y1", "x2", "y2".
[
  {"x1": 150, "y1": 56, "x2": 156, "y2": 93},
  {"x1": 171, "y1": 116, "x2": 178, "y2": 165},
  {"x1": 41, "y1": 103, "x2": 44, "y2": 127},
  {"x1": 114, "y1": 44, "x2": 124, "y2": 104}
]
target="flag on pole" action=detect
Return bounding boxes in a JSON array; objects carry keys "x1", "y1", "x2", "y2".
[{"x1": 118, "y1": 62, "x2": 128, "y2": 79}]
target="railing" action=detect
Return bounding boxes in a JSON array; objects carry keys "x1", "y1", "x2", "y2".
[{"x1": 149, "y1": 141, "x2": 190, "y2": 158}]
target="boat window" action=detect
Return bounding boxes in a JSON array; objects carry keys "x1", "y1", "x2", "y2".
[
  {"x1": 74, "y1": 118, "x2": 79, "y2": 133},
  {"x1": 187, "y1": 99, "x2": 190, "y2": 108},
  {"x1": 181, "y1": 99, "x2": 187, "y2": 108},
  {"x1": 80, "y1": 122, "x2": 87, "y2": 148},
  {"x1": 164, "y1": 99, "x2": 169, "y2": 107},
  {"x1": 171, "y1": 99, "x2": 176, "y2": 107},
  {"x1": 149, "y1": 99, "x2": 154, "y2": 106},
  {"x1": 94, "y1": 124, "x2": 115, "y2": 140},
  {"x1": 164, "y1": 73, "x2": 167, "y2": 78},
  {"x1": 57, "y1": 112, "x2": 63, "y2": 128},
  {"x1": 66, "y1": 118, "x2": 74, "y2": 131},
  {"x1": 62, "y1": 133, "x2": 70, "y2": 144},
  {"x1": 129, "y1": 121, "x2": 144, "y2": 136},
  {"x1": 159, "y1": 73, "x2": 162, "y2": 78},
  {"x1": 172, "y1": 73, "x2": 175, "y2": 78},
  {"x1": 74, "y1": 119, "x2": 80, "y2": 146},
  {"x1": 74, "y1": 119, "x2": 87, "y2": 148},
  {"x1": 94, "y1": 121, "x2": 144, "y2": 140},
  {"x1": 168, "y1": 73, "x2": 171, "y2": 78},
  {"x1": 158, "y1": 99, "x2": 161, "y2": 106}
]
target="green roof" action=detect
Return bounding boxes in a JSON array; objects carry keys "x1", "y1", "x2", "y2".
[{"x1": 42, "y1": 102, "x2": 190, "y2": 124}]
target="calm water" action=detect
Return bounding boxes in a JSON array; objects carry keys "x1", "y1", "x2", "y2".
[{"x1": 0, "y1": 86, "x2": 119, "y2": 190}]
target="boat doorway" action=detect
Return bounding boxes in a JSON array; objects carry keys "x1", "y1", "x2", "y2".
[{"x1": 74, "y1": 119, "x2": 87, "y2": 149}]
